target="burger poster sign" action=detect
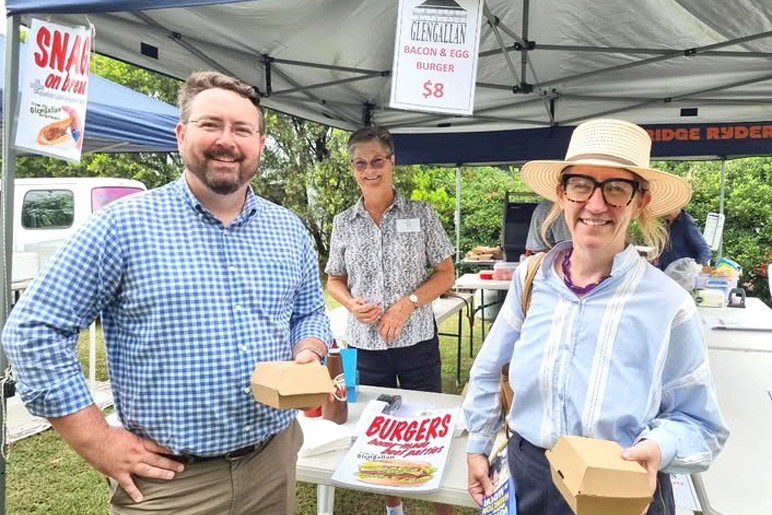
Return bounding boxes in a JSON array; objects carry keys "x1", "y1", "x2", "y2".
[
  {"x1": 332, "y1": 409, "x2": 457, "y2": 492},
  {"x1": 15, "y1": 19, "x2": 91, "y2": 163}
]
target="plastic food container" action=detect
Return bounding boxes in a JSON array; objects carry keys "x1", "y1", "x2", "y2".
[
  {"x1": 479, "y1": 270, "x2": 494, "y2": 280},
  {"x1": 695, "y1": 274, "x2": 738, "y2": 300},
  {"x1": 694, "y1": 288, "x2": 726, "y2": 308},
  {"x1": 493, "y1": 262, "x2": 518, "y2": 281}
]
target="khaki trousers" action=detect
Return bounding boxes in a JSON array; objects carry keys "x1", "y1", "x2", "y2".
[{"x1": 108, "y1": 420, "x2": 303, "y2": 515}]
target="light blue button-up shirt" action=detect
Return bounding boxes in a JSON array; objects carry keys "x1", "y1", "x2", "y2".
[
  {"x1": 3, "y1": 175, "x2": 331, "y2": 456},
  {"x1": 463, "y1": 242, "x2": 728, "y2": 473}
]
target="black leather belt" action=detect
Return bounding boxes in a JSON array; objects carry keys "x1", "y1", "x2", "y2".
[{"x1": 165, "y1": 436, "x2": 274, "y2": 465}]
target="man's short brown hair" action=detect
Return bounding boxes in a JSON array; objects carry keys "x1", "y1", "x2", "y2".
[
  {"x1": 348, "y1": 125, "x2": 394, "y2": 156},
  {"x1": 177, "y1": 71, "x2": 265, "y2": 132}
]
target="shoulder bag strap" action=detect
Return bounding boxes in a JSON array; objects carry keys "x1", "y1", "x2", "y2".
[
  {"x1": 500, "y1": 252, "x2": 546, "y2": 436},
  {"x1": 520, "y1": 252, "x2": 546, "y2": 315}
]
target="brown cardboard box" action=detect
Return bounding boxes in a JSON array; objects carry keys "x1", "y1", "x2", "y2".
[
  {"x1": 545, "y1": 435, "x2": 653, "y2": 515},
  {"x1": 250, "y1": 361, "x2": 333, "y2": 409}
]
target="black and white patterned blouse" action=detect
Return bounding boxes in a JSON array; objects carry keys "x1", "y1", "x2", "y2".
[{"x1": 325, "y1": 192, "x2": 454, "y2": 350}]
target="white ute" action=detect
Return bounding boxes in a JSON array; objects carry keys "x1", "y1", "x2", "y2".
[{"x1": 8, "y1": 177, "x2": 147, "y2": 283}]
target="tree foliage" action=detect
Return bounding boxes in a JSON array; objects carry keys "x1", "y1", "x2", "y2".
[
  {"x1": 409, "y1": 165, "x2": 533, "y2": 254},
  {"x1": 655, "y1": 159, "x2": 772, "y2": 301},
  {"x1": 256, "y1": 115, "x2": 356, "y2": 264}
]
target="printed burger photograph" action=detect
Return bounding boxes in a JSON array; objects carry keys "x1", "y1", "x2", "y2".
[{"x1": 355, "y1": 459, "x2": 437, "y2": 487}]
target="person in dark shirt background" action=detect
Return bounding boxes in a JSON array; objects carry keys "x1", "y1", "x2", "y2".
[{"x1": 658, "y1": 207, "x2": 712, "y2": 270}]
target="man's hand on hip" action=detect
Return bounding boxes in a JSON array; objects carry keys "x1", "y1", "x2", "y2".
[
  {"x1": 50, "y1": 404, "x2": 182, "y2": 503},
  {"x1": 92, "y1": 426, "x2": 183, "y2": 502}
]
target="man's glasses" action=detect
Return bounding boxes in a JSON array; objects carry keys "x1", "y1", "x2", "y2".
[
  {"x1": 188, "y1": 118, "x2": 261, "y2": 139},
  {"x1": 561, "y1": 173, "x2": 641, "y2": 208},
  {"x1": 350, "y1": 154, "x2": 392, "y2": 172}
]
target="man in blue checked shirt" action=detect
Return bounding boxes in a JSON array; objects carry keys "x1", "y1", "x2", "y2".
[{"x1": 2, "y1": 71, "x2": 331, "y2": 514}]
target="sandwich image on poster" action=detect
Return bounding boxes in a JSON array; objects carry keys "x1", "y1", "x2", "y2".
[
  {"x1": 331, "y1": 408, "x2": 457, "y2": 493},
  {"x1": 36, "y1": 116, "x2": 75, "y2": 145},
  {"x1": 356, "y1": 458, "x2": 437, "y2": 487}
]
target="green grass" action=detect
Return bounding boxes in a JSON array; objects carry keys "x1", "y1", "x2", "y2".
[{"x1": 7, "y1": 295, "x2": 484, "y2": 514}]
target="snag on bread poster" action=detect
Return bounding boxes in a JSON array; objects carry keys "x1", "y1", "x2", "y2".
[
  {"x1": 331, "y1": 409, "x2": 456, "y2": 493},
  {"x1": 15, "y1": 19, "x2": 91, "y2": 163}
]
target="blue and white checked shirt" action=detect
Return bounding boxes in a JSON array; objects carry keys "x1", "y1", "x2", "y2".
[
  {"x1": 463, "y1": 242, "x2": 728, "y2": 473},
  {"x1": 3, "y1": 175, "x2": 331, "y2": 456}
]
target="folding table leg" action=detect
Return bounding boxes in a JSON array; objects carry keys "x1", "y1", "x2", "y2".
[
  {"x1": 690, "y1": 473, "x2": 726, "y2": 515},
  {"x1": 468, "y1": 298, "x2": 475, "y2": 357},
  {"x1": 456, "y1": 310, "x2": 462, "y2": 385},
  {"x1": 480, "y1": 288, "x2": 486, "y2": 344},
  {"x1": 317, "y1": 484, "x2": 335, "y2": 515}
]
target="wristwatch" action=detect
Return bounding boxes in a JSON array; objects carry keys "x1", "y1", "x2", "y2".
[{"x1": 408, "y1": 293, "x2": 420, "y2": 309}]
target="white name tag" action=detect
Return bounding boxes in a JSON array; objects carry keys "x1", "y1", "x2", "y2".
[{"x1": 396, "y1": 218, "x2": 421, "y2": 233}]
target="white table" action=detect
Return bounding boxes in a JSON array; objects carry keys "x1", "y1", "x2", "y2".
[
  {"x1": 326, "y1": 294, "x2": 472, "y2": 384},
  {"x1": 453, "y1": 272, "x2": 512, "y2": 292},
  {"x1": 692, "y1": 297, "x2": 772, "y2": 515},
  {"x1": 453, "y1": 272, "x2": 512, "y2": 343},
  {"x1": 459, "y1": 258, "x2": 502, "y2": 267},
  {"x1": 296, "y1": 386, "x2": 476, "y2": 514},
  {"x1": 699, "y1": 297, "x2": 772, "y2": 352}
]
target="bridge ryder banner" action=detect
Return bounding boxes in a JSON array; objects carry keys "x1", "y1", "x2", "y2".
[
  {"x1": 332, "y1": 409, "x2": 457, "y2": 493},
  {"x1": 390, "y1": 0, "x2": 484, "y2": 116},
  {"x1": 15, "y1": 19, "x2": 91, "y2": 162},
  {"x1": 394, "y1": 120, "x2": 772, "y2": 165}
]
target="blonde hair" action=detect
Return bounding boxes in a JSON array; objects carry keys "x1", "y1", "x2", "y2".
[
  {"x1": 544, "y1": 171, "x2": 670, "y2": 259},
  {"x1": 635, "y1": 204, "x2": 669, "y2": 260}
]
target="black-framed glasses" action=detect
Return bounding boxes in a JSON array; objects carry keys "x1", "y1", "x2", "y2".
[
  {"x1": 188, "y1": 117, "x2": 261, "y2": 139},
  {"x1": 561, "y1": 173, "x2": 641, "y2": 207},
  {"x1": 350, "y1": 154, "x2": 392, "y2": 172}
]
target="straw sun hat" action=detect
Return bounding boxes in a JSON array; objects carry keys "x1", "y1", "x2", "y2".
[{"x1": 520, "y1": 119, "x2": 692, "y2": 217}]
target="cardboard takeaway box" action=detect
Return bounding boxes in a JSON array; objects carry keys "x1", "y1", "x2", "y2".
[
  {"x1": 545, "y1": 435, "x2": 652, "y2": 515},
  {"x1": 250, "y1": 361, "x2": 333, "y2": 409}
]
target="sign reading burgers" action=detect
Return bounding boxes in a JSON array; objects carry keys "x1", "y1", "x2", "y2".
[{"x1": 332, "y1": 408, "x2": 457, "y2": 493}]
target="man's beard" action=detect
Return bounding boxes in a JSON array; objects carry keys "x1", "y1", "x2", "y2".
[{"x1": 186, "y1": 146, "x2": 258, "y2": 195}]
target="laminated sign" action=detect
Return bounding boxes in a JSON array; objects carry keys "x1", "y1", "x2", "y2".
[
  {"x1": 390, "y1": 0, "x2": 484, "y2": 116},
  {"x1": 15, "y1": 19, "x2": 92, "y2": 162},
  {"x1": 332, "y1": 409, "x2": 457, "y2": 493}
]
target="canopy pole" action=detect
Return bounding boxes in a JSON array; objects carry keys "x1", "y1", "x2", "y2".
[
  {"x1": 2, "y1": 15, "x2": 22, "y2": 515},
  {"x1": 718, "y1": 159, "x2": 726, "y2": 259},
  {"x1": 455, "y1": 165, "x2": 462, "y2": 278}
]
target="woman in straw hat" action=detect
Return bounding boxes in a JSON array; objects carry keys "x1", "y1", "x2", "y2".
[{"x1": 462, "y1": 119, "x2": 728, "y2": 515}]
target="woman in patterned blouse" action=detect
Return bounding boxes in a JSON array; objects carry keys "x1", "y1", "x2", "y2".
[{"x1": 325, "y1": 126, "x2": 456, "y2": 515}]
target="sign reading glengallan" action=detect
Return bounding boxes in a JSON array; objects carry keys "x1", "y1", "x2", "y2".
[
  {"x1": 15, "y1": 19, "x2": 92, "y2": 162},
  {"x1": 390, "y1": 0, "x2": 483, "y2": 116}
]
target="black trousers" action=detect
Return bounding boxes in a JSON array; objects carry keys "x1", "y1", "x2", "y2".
[
  {"x1": 507, "y1": 431, "x2": 675, "y2": 515},
  {"x1": 355, "y1": 325, "x2": 443, "y2": 393}
]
